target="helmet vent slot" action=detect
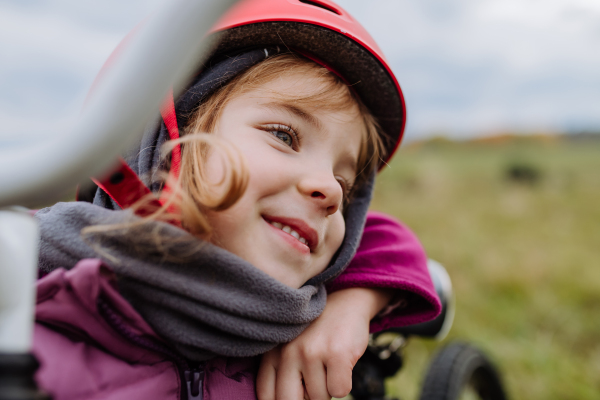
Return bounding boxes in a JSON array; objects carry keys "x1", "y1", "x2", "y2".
[{"x1": 299, "y1": 0, "x2": 341, "y2": 15}]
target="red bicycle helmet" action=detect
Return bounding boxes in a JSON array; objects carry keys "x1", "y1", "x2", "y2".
[
  {"x1": 92, "y1": 0, "x2": 406, "y2": 211},
  {"x1": 212, "y1": 0, "x2": 406, "y2": 162}
]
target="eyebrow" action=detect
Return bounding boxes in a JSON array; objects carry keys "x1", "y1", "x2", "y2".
[
  {"x1": 261, "y1": 101, "x2": 324, "y2": 132},
  {"x1": 262, "y1": 100, "x2": 359, "y2": 174}
]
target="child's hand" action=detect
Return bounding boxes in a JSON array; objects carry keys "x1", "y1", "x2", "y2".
[{"x1": 256, "y1": 287, "x2": 393, "y2": 400}]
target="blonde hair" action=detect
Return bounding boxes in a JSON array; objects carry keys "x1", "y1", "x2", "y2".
[
  {"x1": 172, "y1": 53, "x2": 385, "y2": 237},
  {"x1": 83, "y1": 53, "x2": 385, "y2": 247}
]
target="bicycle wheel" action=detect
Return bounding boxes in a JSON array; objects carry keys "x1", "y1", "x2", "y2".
[{"x1": 419, "y1": 342, "x2": 507, "y2": 400}]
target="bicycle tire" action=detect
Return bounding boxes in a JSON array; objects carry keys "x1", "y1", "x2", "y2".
[{"x1": 419, "y1": 342, "x2": 507, "y2": 400}]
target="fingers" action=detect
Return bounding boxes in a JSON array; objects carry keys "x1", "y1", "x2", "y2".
[
  {"x1": 275, "y1": 358, "x2": 305, "y2": 400},
  {"x1": 257, "y1": 350, "x2": 278, "y2": 400},
  {"x1": 261, "y1": 353, "x2": 354, "y2": 400},
  {"x1": 271, "y1": 343, "x2": 356, "y2": 400},
  {"x1": 302, "y1": 360, "x2": 329, "y2": 400},
  {"x1": 325, "y1": 356, "x2": 354, "y2": 399}
]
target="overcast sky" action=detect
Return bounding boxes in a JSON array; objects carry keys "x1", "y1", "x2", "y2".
[{"x1": 1, "y1": 0, "x2": 599, "y2": 142}]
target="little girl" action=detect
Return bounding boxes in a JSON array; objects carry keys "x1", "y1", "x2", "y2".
[{"x1": 32, "y1": 1, "x2": 441, "y2": 399}]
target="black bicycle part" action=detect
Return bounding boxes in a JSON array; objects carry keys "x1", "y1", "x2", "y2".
[
  {"x1": 351, "y1": 345, "x2": 402, "y2": 400},
  {"x1": 419, "y1": 342, "x2": 507, "y2": 400},
  {"x1": 0, "y1": 353, "x2": 51, "y2": 400},
  {"x1": 389, "y1": 260, "x2": 454, "y2": 339}
]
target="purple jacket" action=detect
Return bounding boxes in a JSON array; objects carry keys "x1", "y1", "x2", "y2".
[
  {"x1": 33, "y1": 212, "x2": 440, "y2": 400},
  {"x1": 329, "y1": 211, "x2": 441, "y2": 331}
]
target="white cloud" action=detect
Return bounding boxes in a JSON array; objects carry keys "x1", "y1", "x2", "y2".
[
  {"x1": 1, "y1": 0, "x2": 599, "y2": 141},
  {"x1": 337, "y1": 0, "x2": 600, "y2": 138},
  {"x1": 0, "y1": 0, "x2": 161, "y2": 140}
]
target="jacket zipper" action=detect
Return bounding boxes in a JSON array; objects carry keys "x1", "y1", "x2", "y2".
[
  {"x1": 184, "y1": 367, "x2": 204, "y2": 400},
  {"x1": 97, "y1": 297, "x2": 205, "y2": 400}
]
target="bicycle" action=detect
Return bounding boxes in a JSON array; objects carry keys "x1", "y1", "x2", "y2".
[
  {"x1": 0, "y1": 1, "x2": 508, "y2": 399},
  {"x1": 351, "y1": 260, "x2": 508, "y2": 400}
]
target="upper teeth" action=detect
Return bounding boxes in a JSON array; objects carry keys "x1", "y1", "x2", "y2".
[{"x1": 270, "y1": 221, "x2": 308, "y2": 245}]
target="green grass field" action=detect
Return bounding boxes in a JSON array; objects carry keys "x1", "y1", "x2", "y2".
[{"x1": 369, "y1": 137, "x2": 600, "y2": 399}]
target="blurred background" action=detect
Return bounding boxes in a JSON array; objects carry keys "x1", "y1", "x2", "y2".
[{"x1": 1, "y1": 0, "x2": 599, "y2": 398}]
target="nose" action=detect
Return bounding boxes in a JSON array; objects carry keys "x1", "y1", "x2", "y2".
[{"x1": 297, "y1": 169, "x2": 343, "y2": 216}]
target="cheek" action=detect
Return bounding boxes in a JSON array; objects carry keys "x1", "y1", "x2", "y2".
[
  {"x1": 204, "y1": 196, "x2": 254, "y2": 252},
  {"x1": 326, "y1": 213, "x2": 346, "y2": 256},
  {"x1": 243, "y1": 149, "x2": 295, "y2": 198}
]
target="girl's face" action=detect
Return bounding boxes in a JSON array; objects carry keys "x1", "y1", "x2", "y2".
[{"x1": 205, "y1": 72, "x2": 365, "y2": 288}]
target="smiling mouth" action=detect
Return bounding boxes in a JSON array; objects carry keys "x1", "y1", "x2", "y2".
[
  {"x1": 262, "y1": 215, "x2": 318, "y2": 251},
  {"x1": 268, "y1": 220, "x2": 308, "y2": 245}
]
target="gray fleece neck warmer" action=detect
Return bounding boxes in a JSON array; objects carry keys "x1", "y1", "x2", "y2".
[{"x1": 38, "y1": 48, "x2": 374, "y2": 360}]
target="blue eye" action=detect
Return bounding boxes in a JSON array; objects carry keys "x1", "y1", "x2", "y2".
[
  {"x1": 272, "y1": 130, "x2": 293, "y2": 147},
  {"x1": 263, "y1": 124, "x2": 298, "y2": 149}
]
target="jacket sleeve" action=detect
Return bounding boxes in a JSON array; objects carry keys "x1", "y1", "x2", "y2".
[{"x1": 326, "y1": 211, "x2": 441, "y2": 333}]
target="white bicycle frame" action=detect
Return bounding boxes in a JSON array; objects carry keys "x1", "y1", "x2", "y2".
[{"x1": 0, "y1": 0, "x2": 240, "y2": 355}]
